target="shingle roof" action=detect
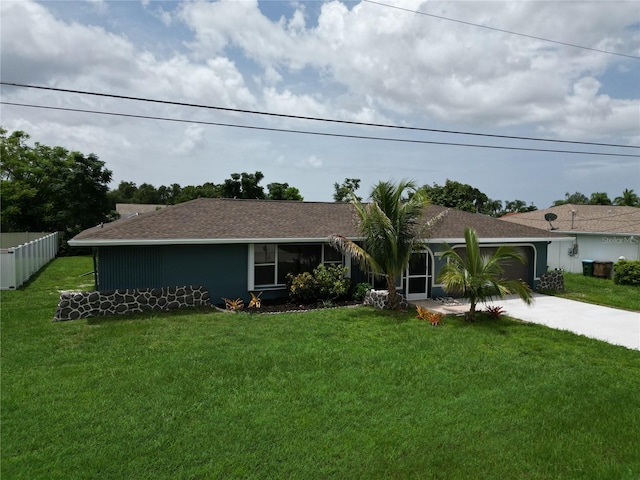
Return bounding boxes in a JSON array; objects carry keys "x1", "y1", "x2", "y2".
[
  {"x1": 423, "y1": 205, "x2": 564, "y2": 240},
  {"x1": 115, "y1": 203, "x2": 167, "y2": 218},
  {"x1": 499, "y1": 204, "x2": 640, "y2": 235},
  {"x1": 70, "y1": 198, "x2": 563, "y2": 246}
]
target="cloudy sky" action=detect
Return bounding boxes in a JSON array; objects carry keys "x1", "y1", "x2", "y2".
[{"x1": 1, "y1": 0, "x2": 639, "y2": 208}]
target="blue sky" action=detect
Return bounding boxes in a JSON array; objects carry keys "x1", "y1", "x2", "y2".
[{"x1": 1, "y1": 0, "x2": 639, "y2": 208}]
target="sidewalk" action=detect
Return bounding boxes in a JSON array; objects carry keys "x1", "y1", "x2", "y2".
[{"x1": 414, "y1": 293, "x2": 640, "y2": 351}]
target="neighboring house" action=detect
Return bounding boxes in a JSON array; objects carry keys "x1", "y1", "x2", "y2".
[
  {"x1": 500, "y1": 204, "x2": 640, "y2": 274},
  {"x1": 69, "y1": 198, "x2": 566, "y2": 302}
]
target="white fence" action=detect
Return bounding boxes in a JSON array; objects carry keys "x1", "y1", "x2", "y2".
[{"x1": 1, "y1": 232, "x2": 59, "y2": 290}]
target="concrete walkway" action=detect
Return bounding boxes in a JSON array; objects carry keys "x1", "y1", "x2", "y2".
[{"x1": 415, "y1": 293, "x2": 640, "y2": 351}]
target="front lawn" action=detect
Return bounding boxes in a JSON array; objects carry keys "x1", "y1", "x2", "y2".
[
  {"x1": 546, "y1": 271, "x2": 640, "y2": 311},
  {"x1": 2, "y1": 257, "x2": 639, "y2": 479}
]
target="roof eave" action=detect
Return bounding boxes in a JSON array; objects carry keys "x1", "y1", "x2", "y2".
[
  {"x1": 427, "y1": 236, "x2": 575, "y2": 244},
  {"x1": 68, "y1": 236, "x2": 365, "y2": 247},
  {"x1": 552, "y1": 230, "x2": 639, "y2": 236}
]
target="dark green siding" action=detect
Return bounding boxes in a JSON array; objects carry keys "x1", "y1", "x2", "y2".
[
  {"x1": 97, "y1": 240, "x2": 550, "y2": 303},
  {"x1": 97, "y1": 244, "x2": 247, "y2": 300}
]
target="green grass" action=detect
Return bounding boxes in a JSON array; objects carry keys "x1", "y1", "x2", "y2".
[
  {"x1": 2, "y1": 257, "x2": 640, "y2": 479},
  {"x1": 543, "y1": 272, "x2": 640, "y2": 311}
]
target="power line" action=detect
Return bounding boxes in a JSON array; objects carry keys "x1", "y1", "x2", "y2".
[
  {"x1": 362, "y1": 0, "x2": 640, "y2": 61},
  {"x1": 3, "y1": 101, "x2": 639, "y2": 158},
  {"x1": 2, "y1": 82, "x2": 638, "y2": 150}
]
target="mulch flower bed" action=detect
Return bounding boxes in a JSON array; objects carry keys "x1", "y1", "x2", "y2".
[{"x1": 216, "y1": 297, "x2": 363, "y2": 314}]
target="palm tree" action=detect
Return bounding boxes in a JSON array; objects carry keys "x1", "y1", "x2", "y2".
[
  {"x1": 614, "y1": 189, "x2": 639, "y2": 207},
  {"x1": 330, "y1": 180, "x2": 430, "y2": 310},
  {"x1": 437, "y1": 227, "x2": 533, "y2": 320}
]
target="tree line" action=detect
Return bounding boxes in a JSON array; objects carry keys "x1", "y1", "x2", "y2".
[
  {"x1": 2, "y1": 127, "x2": 637, "y2": 251},
  {"x1": 108, "y1": 171, "x2": 303, "y2": 206},
  {"x1": 552, "y1": 190, "x2": 639, "y2": 207}
]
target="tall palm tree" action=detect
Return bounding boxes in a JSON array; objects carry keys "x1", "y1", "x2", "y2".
[
  {"x1": 438, "y1": 227, "x2": 533, "y2": 320},
  {"x1": 614, "y1": 189, "x2": 639, "y2": 207},
  {"x1": 330, "y1": 180, "x2": 430, "y2": 310}
]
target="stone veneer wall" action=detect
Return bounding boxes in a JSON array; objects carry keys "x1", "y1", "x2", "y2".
[
  {"x1": 537, "y1": 271, "x2": 564, "y2": 291},
  {"x1": 54, "y1": 286, "x2": 211, "y2": 321},
  {"x1": 363, "y1": 289, "x2": 409, "y2": 310}
]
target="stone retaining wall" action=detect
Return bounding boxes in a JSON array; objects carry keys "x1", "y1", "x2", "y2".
[
  {"x1": 363, "y1": 289, "x2": 409, "y2": 310},
  {"x1": 538, "y1": 271, "x2": 564, "y2": 291},
  {"x1": 54, "y1": 286, "x2": 211, "y2": 321}
]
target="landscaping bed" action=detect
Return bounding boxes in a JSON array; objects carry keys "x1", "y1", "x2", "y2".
[{"x1": 216, "y1": 297, "x2": 363, "y2": 314}]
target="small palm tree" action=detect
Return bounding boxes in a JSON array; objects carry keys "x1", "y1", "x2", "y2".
[
  {"x1": 438, "y1": 227, "x2": 533, "y2": 320},
  {"x1": 330, "y1": 180, "x2": 429, "y2": 310}
]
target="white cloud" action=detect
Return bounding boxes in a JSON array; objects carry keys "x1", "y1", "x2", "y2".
[
  {"x1": 86, "y1": 0, "x2": 108, "y2": 14},
  {"x1": 0, "y1": 0, "x2": 256, "y2": 109},
  {"x1": 262, "y1": 87, "x2": 327, "y2": 118},
  {"x1": 1, "y1": 0, "x2": 637, "y2": 208},
  {"x1": 176, "y1": 0, "x2": 639, "y2": 137},
  {"x1": 538, "y1": 77, "x2": 640, "y2": 143},
  {"x1": 172, "y1": 124, "x2": 206, "y2": 155},
  {"x1": 306, "y1": 155, "x2": 323, "y2": 168}
]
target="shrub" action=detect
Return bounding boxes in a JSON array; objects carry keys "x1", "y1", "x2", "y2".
[
  {"x1": 485, "y1": 305, "x2": 506, "y2": 319},
  {"x1": 314, "y1": 264, "x2": 351, "y2": 302},
  {"x1": 287, "y1": 271, "x2": 317, "y2": 304},
  {"x1": 613, "y1": 259, "x2": 640, "y2": 286},
  {"x1": 351, "y1": 282, "x2": 372, "y2": 301},
  {"x1": 287, "y1": 264, "x2": 351, "y2": 304},
  {"x1": 416, "y1": 305, "x2": 443, "y2": 326}
]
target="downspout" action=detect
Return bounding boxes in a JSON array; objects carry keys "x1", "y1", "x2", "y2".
[{"x1": 92, "y1": 247, "x2": 99, "y2": 291}]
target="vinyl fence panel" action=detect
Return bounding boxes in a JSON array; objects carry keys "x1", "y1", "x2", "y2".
[{"x1": 0, "y1": 232, "x2": 58, "y2": 290}]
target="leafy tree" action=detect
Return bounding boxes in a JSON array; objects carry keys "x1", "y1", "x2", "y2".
[
  {"x1": 174, "y1": 185, "x2": 202, "y2": 203},
  {"x1": 333, "y1": 178, "x2": 361, "y2": 203},
  {"x1": 1, "y1": 128, "x2": 112, "y2": 249},
  {"x1": 330, "y1": 180, "x2": 429, "y2": 310},
  {"x1": 221, "y1": 171, "x2": 266, "y2": 199},
  {"x1": 589, "y1": 192, "x2": 612, "y2": 205},
  {"x1": 437, "y1": 227, "x2": 533, "y2": 320},
  {"x1": 614, "y1": 189, "x2": 639, "y2": 207},
  {"x1": 267, "y1": 182, "x2": 303, "y2": 201},
  {"x1": 107, "y1": 181, "x2": 138, "y2": 206},
  {"x1": 422, "y1": 179, "x2": 490, "y2": 214},
  {"x1": 198, "y1": 182, "x2": 220, "y2": 199},
  {"x1": 553, "y1": 191, "x2": 589, "y2": 206},
  {"x1": 133, "y1": 183, "x2": 161, "y2": 204}
]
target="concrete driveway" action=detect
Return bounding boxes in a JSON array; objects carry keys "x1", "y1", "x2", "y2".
[{"x1": 416, "y1": 293, "x2": 640, "y2": 351}]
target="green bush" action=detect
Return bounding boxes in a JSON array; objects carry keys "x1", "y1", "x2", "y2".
[
  {"x1": 613, "y1": 259, "x2": 640, "y2": 286},
  {"x1": 287, "y1": 271, "x2": 317, "y2": 304},
  {"x1": 351, "y1": 282, "x2": 372, "y2": 301},
  {"x1": 314, "y1": 264, "x2": 351, "y2": 302},
  {"x1": 287, "y1": 265, "x2": 351, "y2": 304}
]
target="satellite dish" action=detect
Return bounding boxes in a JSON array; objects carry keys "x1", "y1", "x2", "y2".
[{"x1": 544, "y1": 212, "x2": 558, "y2": 230}]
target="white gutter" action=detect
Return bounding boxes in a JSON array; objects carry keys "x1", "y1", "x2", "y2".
[
  {"x1": 553, "y1": 231, "x2": 639, "y2": 237},
  {"x1": 70, "y1": 235, "x2": 572, "y2": 247},
  {"x1": 426, "y1": 236, "x2": 575, "y2": 243},
  {"x1": 68, "y1": 236, "x2": 365, "y2": 247}
]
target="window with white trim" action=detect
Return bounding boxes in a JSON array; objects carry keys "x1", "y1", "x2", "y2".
[{"x1": 252, "y1": 243, "x2": 344, "y2": 288}]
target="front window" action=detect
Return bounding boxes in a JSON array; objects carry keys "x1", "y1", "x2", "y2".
[
  {"x1": 252, "y1": 243, "x2": 344, "y2": 288},
  {"x1": 254, "y1": 244, "x2": 276, "y2": 287},
  {"x1": 276, "y1": 244, "x2": 321, "y2": 284}
]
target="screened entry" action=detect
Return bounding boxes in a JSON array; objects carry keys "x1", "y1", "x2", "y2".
[{"x1": 405, "y1": 251, "x2": 432, "y2": 300}]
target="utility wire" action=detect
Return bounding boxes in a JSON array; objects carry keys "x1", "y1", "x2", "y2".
[
  {"x1": 2, "y1": 82, "x2": 638, "y2": 150},
  {"x1": 362, "y1": 0, "x2": 640, "y2": 61},
  {"x1": 3, "y1": 101, "x2": 639, "y2": 158}
]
